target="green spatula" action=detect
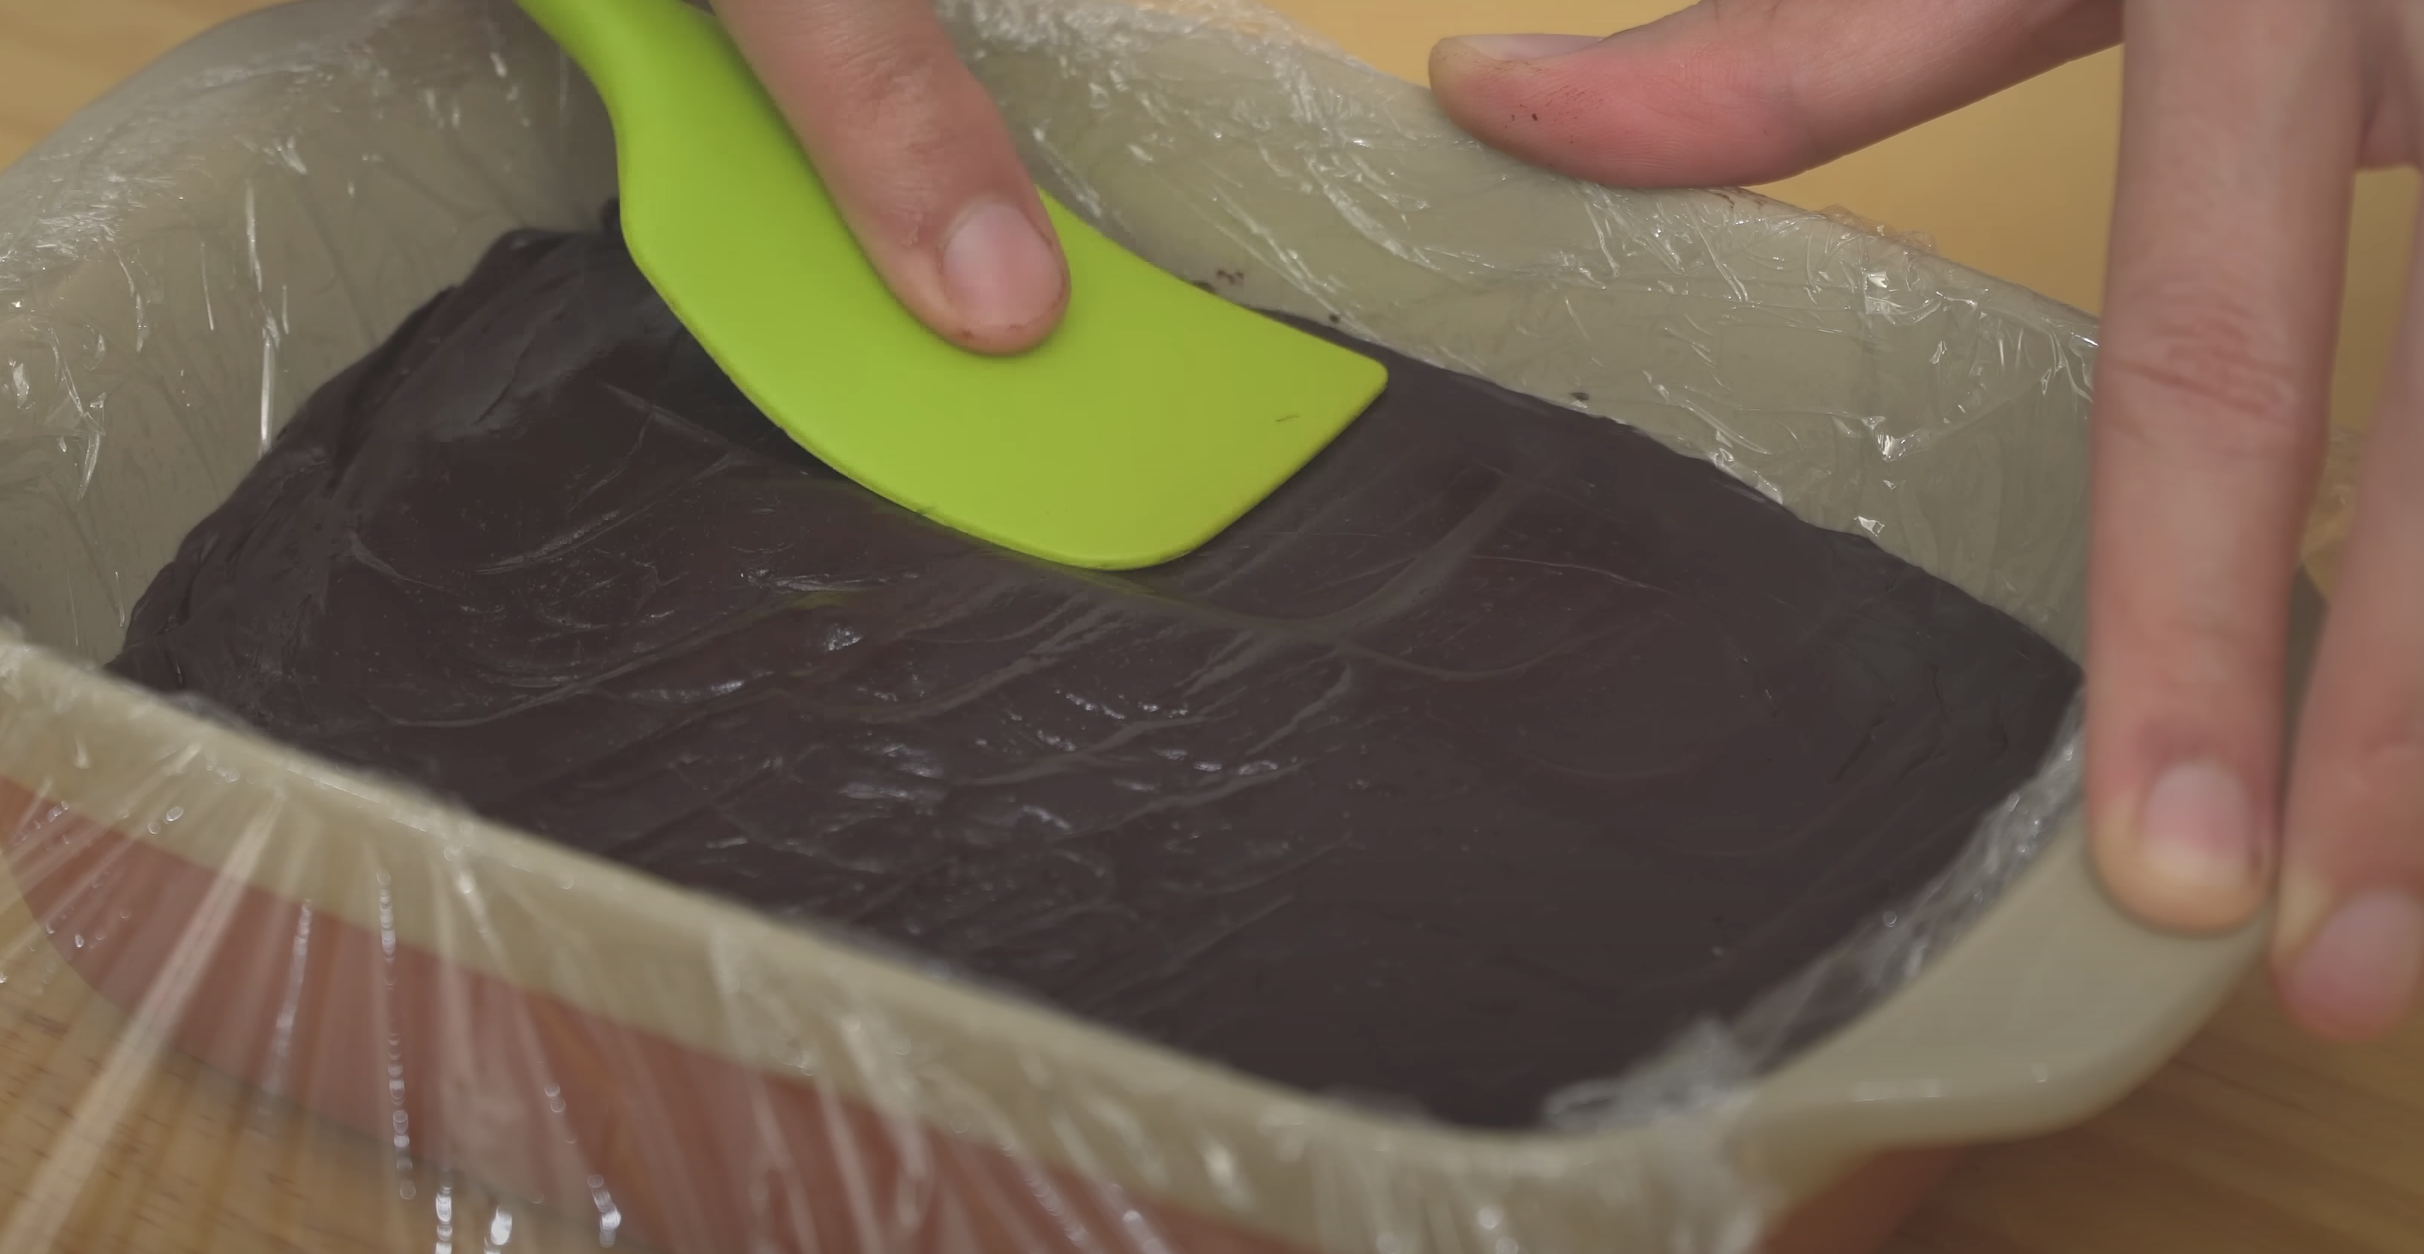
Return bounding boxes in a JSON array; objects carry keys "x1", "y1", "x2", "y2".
[{"x1": 513, "y1": 0, "x2": 1387, "y2": 570}]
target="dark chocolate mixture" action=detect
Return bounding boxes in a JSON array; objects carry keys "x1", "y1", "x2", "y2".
[{"x1": 114, "y1": 219, "x2": 2078, "y2": 1127}]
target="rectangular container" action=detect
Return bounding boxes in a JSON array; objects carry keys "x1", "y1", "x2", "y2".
[{"x1": 0, "y1": 2, "x2": 2292, "y2": 1251}]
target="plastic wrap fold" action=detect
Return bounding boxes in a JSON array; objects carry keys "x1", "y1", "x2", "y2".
[{"x1": 0, "y1": 1, "x2": 2284, "y2": 1252}]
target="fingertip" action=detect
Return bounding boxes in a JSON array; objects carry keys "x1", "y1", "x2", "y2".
[
  {"x1": 1424, "y1": 35, "x2": 1480, "y2": 100},
  {"x1": 932, "y1": 196, "x2": 1068, "y2": 355},
  {"x1": 2091, "y1": 760, "x2": 2273, "y2": 934},
  {"x1": 1426, "y1": 22, "x2": 1818, "y2": 190},
  {"x1": 2274, "y1": 887, "x2": 2424, "y2": 1042},
  {"x1": 1431, "y1": 32, "x2": 1603, "y2": 75},
  {"x1": 1425, "y1": 35, "x2": 1664, "y2": 186},
  {"x1": 718, "y1": 0, "x2": 1066, "y2": 354},
  {"x1": 1425, "y1": 36, "x2": 1548, "y2": 146},
  {"x1": 1427, "y1": 32, "x2": 1635, "y2": 154},
  {"x1": 2092, "y1": 835, "x2": 2271, "y2": 934}
]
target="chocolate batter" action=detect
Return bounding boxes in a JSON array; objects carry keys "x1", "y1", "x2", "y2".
[{"x1": 114, "y1": 217, "x2": 2078, "y2": 1128}]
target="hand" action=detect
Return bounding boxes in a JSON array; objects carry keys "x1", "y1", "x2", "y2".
[
  {"x1": 1432, "y1": 0, "x2": 2424, "y2": 1042},
  {"x1": 719, "y1": 0, "x2": 1069, "y2": 353}
]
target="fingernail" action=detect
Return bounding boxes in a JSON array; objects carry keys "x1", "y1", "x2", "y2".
[
  {"x1": 940, "y1": 198, "x2": 1063, "y2": 336},
  {"x1": 2135, "y1": 760, "x2": 2261, "y2": 898},
  {"x1": 2285, "y1": 889, "x2": 2424, "y2": 1040},
  {"x1": 1446, "y1": 33, "x2": 1602, "y2": 62}
]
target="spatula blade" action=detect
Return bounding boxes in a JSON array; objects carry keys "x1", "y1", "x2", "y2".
[{"x1": 520, "y1": 0, "x2": 1388, "y2": 570}]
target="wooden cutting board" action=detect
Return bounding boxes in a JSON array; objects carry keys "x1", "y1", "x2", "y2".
[{"x1": 1, "y1": 3, "x2": 2416, "y2": 1252}]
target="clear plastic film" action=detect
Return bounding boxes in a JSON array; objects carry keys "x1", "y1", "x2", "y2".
[{"x1": 0, "y1": 1, "x2": 2338, "y2": 1252}]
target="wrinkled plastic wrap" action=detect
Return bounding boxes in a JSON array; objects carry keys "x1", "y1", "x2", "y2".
[{"x1": 0, "y1": 1, "x2": 2310, "y2": 1251}]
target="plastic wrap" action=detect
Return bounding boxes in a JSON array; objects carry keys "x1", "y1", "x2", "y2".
[{"x1": 0, "y1": 1, "x2": 2299, "y2": 1252}]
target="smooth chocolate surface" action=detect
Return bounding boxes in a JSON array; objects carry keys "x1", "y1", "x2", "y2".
[{"x1": 114, "y1": 219, "x2": 2079, "y2": 1128}]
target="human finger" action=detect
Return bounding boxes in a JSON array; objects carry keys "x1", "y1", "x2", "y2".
[
  {"x1": 717, "y1": 0, "x2": 1068, "y2": 353},
  {"x1": 2084, "y1": 0, "x2": 2363, "y2": 932},
  {"x1": 1427, "y1": 0, "x2": 2119, "y2": 188},
  {"x1": 2273, "y1": 205, "x2": 2424, "y2": 1041}
]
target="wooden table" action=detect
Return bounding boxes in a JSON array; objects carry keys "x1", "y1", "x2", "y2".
[{"x1": 3, "y1": 3, "x2": 2418, "y2": 1252}]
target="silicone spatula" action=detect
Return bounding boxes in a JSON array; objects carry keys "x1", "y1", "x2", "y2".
[{"x1": 512, "y1": 0, "x2": 1387, "y2": 570}]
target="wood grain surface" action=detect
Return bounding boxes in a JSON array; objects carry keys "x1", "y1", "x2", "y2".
[{"x1": 1, "y1": 2, "x2": 2417, "y2": 1253}]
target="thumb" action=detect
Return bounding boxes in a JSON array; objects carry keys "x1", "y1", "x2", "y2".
[
  {"x1": 719, "y1": 0, "x2": 1068, "y2": 354},
  {"x1": 1428, "y1": 0, "x2": 2120, "y2": 189}
]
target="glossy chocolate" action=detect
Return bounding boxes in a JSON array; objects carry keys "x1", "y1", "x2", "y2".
[{"x1": 114, "y1": 220, "x2": 2079, "y2": 1128}]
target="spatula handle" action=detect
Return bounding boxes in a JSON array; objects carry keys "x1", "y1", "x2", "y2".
[
  {"x1": 513, "y1": 0, "x2": 652, "y2": 79},
  {"x1": 509, "y1": 0, "x2": 865, "y2": 274}
]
